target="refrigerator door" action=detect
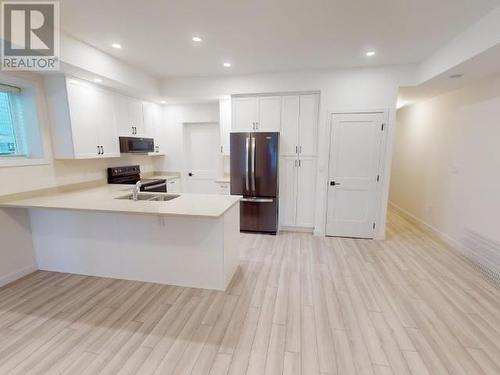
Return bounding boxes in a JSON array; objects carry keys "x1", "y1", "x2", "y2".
[
  {"x1": 251, "y1": 132, "x2": 279, "y2": 197},
  {"x1": 230, "y1": 132, "x2": 252, "y2": 196},
  {"x1": 239, "y1": 197, "x2": 278, "y2": 233}
]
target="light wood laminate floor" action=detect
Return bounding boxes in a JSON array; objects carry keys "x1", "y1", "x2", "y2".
[{"x1": 1, "y1": 210, "x2": 500, "y2": 375}]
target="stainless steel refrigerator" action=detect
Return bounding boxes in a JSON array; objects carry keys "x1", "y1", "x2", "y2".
[{"x1": 230, "y1": 132, "x2": 279, "y2": 234}]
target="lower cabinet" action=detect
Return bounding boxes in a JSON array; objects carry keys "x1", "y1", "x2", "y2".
[
  {"x1": 167, "y1": 178, "x2": 181, "y2": 193},
  {"x1": 215, "y1": 181, "x2": 230, "y2": 195},
  {"x1": 279, "y1": 156, "x2": 316, "y2": 229}
]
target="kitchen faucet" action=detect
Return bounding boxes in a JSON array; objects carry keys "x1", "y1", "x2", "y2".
[{"x1": 132, "y1": 181, "x2": 142, "y2": 201}]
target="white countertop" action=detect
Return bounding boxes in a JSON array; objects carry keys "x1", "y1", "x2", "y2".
[{"x1": 0, "y1": 184, "x2": 241, "y2": 218}]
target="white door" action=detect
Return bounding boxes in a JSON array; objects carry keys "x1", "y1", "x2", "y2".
[
  {"x1": 95, "y1": 89, "x2": 120, "y2": 158},
  {"x1": 184, "y1": 122, "x2": 219, "y2": 193},
  {"x1": 257, "y1": 96, "x2": 281, "y2": 132},
  {"x1": 296, "y1": 157, "x2": 316, "y2": 228},
  {"x1": 279, "y1": 157, "x2": 298, "y2": 227},
  {"x1": 232, "y1": 97, "x2": 257, "y2": 132},
  {"x1": 326, "y1": 112, "x2": 385, "y2": 238},
  {"x1": 280, "y1": 96, "x2": 299, "y2": 156},
  {"x1": 66, "y1": 80, "x2": 99, "y2": 158},
  {"x1": 298, "y1": 94, "x2": 318, "y2": 156}
]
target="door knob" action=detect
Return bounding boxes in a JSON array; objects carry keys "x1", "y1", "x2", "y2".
[
  {"x1": 330, "y1": 181, "x2": 341, "y2": 186},
  {"x1": 188, "y1": 172, "x2": 193, "y2": 177}
]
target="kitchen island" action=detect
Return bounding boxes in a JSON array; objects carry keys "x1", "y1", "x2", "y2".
[{"x1": 0, "y1": 185, "x2": 241, "y2": 291}]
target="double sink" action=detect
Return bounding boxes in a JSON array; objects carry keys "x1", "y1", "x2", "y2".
[{"x1": 116, "y1": 193, "x2": 180, "y2": 202}]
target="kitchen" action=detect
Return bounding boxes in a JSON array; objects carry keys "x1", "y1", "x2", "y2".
[{"x1": 1, "y1": 1, "x2": 500, "y2": 374}]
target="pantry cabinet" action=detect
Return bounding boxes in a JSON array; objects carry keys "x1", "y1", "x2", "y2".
[
  {"x1": 279, "y1": 156, "x2": 316, "y2": 229},
  {"x1": 232, "y1": 96, "x2": 281, "y2": 132},
  {"x1": 280, "y1": 94, "x2": 318, "y2": 156},
  {"x1": 45, "y1": 76, "x2": 120, "y2": 159}
]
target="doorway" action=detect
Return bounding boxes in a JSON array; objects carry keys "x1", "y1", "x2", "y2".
[
  {"x1": 183, "y1": 122, "x2": 219, "y2": 193},
  {"x1": 325, "y1": 112, "x2": 387, "y2": 238}
]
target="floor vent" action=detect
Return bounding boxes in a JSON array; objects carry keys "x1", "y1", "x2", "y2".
[{"x1": 459, "y1": 229, "x2": 500, "y2": 287}]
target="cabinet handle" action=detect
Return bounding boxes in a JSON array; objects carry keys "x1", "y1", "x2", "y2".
[
  {"x1": 299, "y1": 159, "x2": 301, "y2": 167},
  {"x1": 295, "y1": 146, "x2": 298, "y2": 154},
  {"x1": 97, "y1": 145, "x2": 100, "y2": 155},
  {"x1": 101, "y1": 146, "x2": 104, "y2": 155},
  {"x1": 220, "y1": 145, "x2": 223, "y2": 153},
  {"x1": 299, "y1": 146, "x2": 302, "y2": 154}
]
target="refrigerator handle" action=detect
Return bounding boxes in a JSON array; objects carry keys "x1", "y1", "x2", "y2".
[
  {"x1": 245, "y1": 137, "x2": 250, "y2": 191},
  {"x1": 251, "y1": 137, "x2": 256, "y2": 191}
]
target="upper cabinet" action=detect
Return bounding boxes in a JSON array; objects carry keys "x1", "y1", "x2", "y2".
[
  {"x1": 280, "y1": 94, "x2": 319, "y2": 157},
  {"x1": 232, "y1": 96, "x2": 281, "y2": 132},
  {"x1": 143, "y1": 101, "x2": 166, "y2": 155},
  {"x1": 114, "y1": 94, "x2": 145, "y2": 137},
  {"x1": 45, "y1": 76, "x2": 120, "y2": 159}
]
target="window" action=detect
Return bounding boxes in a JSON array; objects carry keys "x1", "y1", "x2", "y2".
[{"x1": 0, "y1": 85, "x2": 25, "y2": 157}]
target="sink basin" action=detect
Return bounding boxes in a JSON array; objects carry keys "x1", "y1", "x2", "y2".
[{"x1": 116, "y1": 193, "x2": 180, "y2": 202}]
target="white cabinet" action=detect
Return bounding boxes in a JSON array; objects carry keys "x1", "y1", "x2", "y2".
[
  {"x1": 232, "y1": 97, "x2": 257, "y2": 132},
  {"x1": 167, "y1": 178, "x2": 181, "y2": 193},
  {"x1": 114, "y1": 94, "x2": 145, "y2": 137},
  {"x1": 219, "y1": 98, "x2": 231, "y2": 155},
  {"x1": 45, "y1": 76, "x2": 119, "y2": 159},
  {"x1": 280, "y1": 94, "x2": 318, "y2": 156},
  {"x1": 232, "y1": 96, "x2": 281, "y2": 132},
  {"x1": 279, "y1": 156, "x2": 316, "y2": 229},
  {"x1": 143, "y1": 102, "x2": 166, "y2": 155},
  {"x1": 295, "y1": 157, "x2": 316, "y2": 227},
  {"x1": 214, "y1": 181, "x2": 230, "y2": 195}
]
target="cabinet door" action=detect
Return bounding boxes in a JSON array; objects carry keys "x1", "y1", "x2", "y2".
[
  {"x1": 96, "y1": 89, "x2": 120, "y2": 158},
  {"x1": 167, "y1": 178, "x2": 181, "y2": 193},
  {"x1": 219, "y1": 97, "x2": 231, "y2": 154},
  {"x1": 296, "y1": 157, "x2": 316, "y2": 228},
  {"x1": 114, "y1": 94, "x2": 134, "y2": 136},
  {"x1": 153, "y1": 104, "x2": 166, "y2": 154},
  {"x1": 143, "y1": 102, "x2": 155, "y2": 137},
  {"x1": 279, "y1": 157, "x2": 298, "y2": 227},
  {"x1": 298, "y1": 94, "x2": 319, "y2": 156},
  {"x1": 280, "y1": 95, "x2": 299, "y2": 156},
  {"x1": 257, "y1": 96, "x2": 281, "y2": 132},
  {"x1": 232, "y1": 97, "x2": 257, "y2": 132},
  {"x1": 66, "y1": 80, "x2": 99, "y2": 158},
  {"x1": 129, "y1": 99, "x2": 145, "y2": 136}
]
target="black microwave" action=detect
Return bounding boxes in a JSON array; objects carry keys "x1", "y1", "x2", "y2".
[{"x1": 119, "y1": 137, "x2": 154, "y2": 154}]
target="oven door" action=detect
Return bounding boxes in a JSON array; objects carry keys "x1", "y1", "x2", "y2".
[{"x1": 119, "y1": 137, "x2": 154, "y2": 154}]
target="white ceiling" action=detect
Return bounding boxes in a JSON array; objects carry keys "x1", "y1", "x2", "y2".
[{"x1": 59, "y1": 0, "x2": 500, "y2": 78}]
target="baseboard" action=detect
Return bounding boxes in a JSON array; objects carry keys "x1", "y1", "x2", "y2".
[
  {"x1": 279, "y1": 226, "x2": 314, "y2": 233},
  {"x1": 0, "y1": 265, "x2": 38, "y2": 288},
  {"x1": 388, "y1": 201, "x2": 462, "y2": 250}
]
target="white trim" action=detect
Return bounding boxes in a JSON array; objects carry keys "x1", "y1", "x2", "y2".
[
  {"x1": 279, "y1": 226, "x2": 314, "y2": 233},
  {"x1": 0, "y1": 265, "x2": 37, "y2": 288},
  {"x1": 388, "y1": 201, "x2": 461, "y2": 249},
  {"x1": 0, "y1": 157, "x2": 50, "y2": 168}
]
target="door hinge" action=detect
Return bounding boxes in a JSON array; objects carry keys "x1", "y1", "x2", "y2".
[
  {"x1": 373, "y1": 223, "x2": 376, "y2": 230},
  {"x1": 381, "y1": 123, "x2": 385, "y2": 131},
  {"x1": 376, "y1": 175, "x2": 380, "y2": 182}
]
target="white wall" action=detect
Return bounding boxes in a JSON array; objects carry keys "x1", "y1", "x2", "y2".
[
  {"x1": 158, "y1": 102, "x2": 220, "y2": 177},
  {"x1": 0, "y1": 208, "x2": 36, "y2": 287},
  {"x1": 162, "y1": 65, "x2": 416, "y2": 236},
  {"x1": 390, "y1": 74, "x2": 500, "y2": 246}
]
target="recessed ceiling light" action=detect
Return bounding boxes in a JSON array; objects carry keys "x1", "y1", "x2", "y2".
[
  {"x1": 192, "y1": 36, "x2": 202, "y2": 42},
  {"x1": 223, "y1": 62, "x2": 232, "y2": 68},
  {"x1": 449, "y1": 74, "x2": 463, "y2": 79},
  {"x1": 93, "y1": 78, "x2": 103, "y2": 83},
  {"x1": 366, "y1": 51, "x2": 376, "y2": 57},
  {"x1": 111, "y1": 43, "x2": 122, "y2": 49},
  {"x1": 160, "y1": 100, "x2": 166, "y2": 104}
]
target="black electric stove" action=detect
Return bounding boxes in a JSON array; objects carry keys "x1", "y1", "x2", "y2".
[{"x1": 107, "y1": 165, "x2": 167, "y2": 192}]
